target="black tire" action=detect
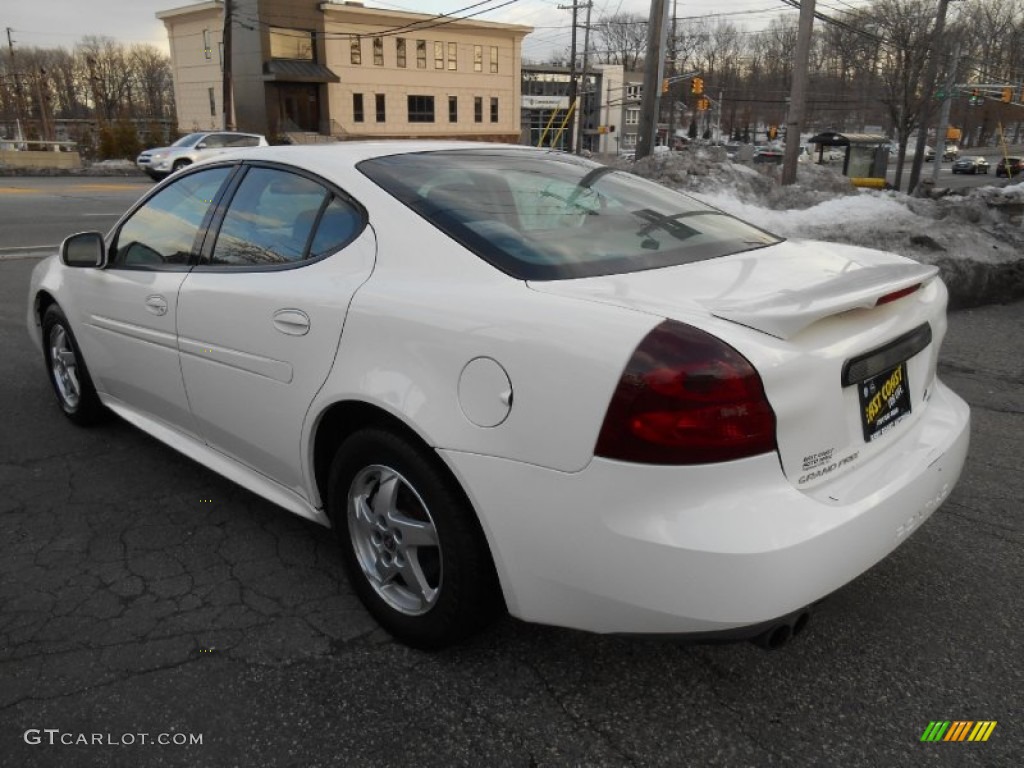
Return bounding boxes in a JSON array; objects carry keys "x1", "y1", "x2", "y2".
[
  {"x1": 171, "y1": 159, "x2": 191, "y2": 173},
  {"x1": 41, "y1": 305, "x2": 105, "y2": 426},
  {"x1": 327, "y1": 427, "x2": 502, "y2": 649}
]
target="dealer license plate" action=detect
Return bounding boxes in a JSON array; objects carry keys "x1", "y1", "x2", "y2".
[{"x1": 858, "y1": 362, "x2": 911, "y2": 442}]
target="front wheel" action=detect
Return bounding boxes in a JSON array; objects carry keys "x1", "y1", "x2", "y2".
[
  {"x1": 41, "y1": 305, "x2": 105, "y2": 425},
  {"x1": 171, "y1": 159, "x2": 190, "y2": 173},
  {"x1": 327, "y1": 428, "x2": 501, "y2": 649}
]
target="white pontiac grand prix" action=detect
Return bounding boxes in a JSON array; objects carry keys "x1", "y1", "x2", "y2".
[{"x1": 27, "y1": 142, "x2": 970, "y2": 649}]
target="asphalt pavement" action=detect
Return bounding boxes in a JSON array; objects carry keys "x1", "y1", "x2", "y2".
[{"x1": 1, "y1": 239, "x2": 1022, "y2": 763}]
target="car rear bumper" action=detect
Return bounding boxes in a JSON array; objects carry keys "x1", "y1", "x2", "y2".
[{"x1": 442, "y1": 379, "x2": 969, "y2": 635}]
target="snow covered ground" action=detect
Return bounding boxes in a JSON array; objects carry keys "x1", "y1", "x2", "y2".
[{"x1": 620, "y1": 148, "x2": 1024, "y2": 308}]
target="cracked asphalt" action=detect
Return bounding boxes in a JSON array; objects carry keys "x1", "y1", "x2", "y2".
[{"x1": 1, "y1": 250, "x2": 1022, "y2": 767}]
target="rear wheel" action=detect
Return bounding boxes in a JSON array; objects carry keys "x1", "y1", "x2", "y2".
[
  {"x1": 41, "y1": 305, "x2": 104, "y2": 425},
  {"x1": 327, "y1": 428, "x2": 501, "y2": 649}
]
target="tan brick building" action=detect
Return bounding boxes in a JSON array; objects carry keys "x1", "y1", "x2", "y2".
[{"x1": 158, "y1": 1, "x2": 532, "y2": 142}]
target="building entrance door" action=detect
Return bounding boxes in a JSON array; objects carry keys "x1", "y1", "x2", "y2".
[{"x1": 278, "y1": 84, "x2": 320, "y2": 132}]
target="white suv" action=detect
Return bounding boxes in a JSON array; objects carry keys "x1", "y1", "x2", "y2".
[{"x1": 136, "y1": 131, "x2": 268, "y2": 180}]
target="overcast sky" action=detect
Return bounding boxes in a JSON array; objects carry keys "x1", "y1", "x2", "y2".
[{"x1": 2, "y1": 1, "x2": 795, "y2": 60}]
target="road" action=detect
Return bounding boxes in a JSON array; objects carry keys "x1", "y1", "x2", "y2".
[
  {"x1": 0, "y1": 177, "x2": 151, "y2": 257},
  {"x1": 886, "y1": 152, "x2": 1009, "y2": 192},
  {"x1": 1, "y1": 190, "x2": 1022, "y2": 766}
]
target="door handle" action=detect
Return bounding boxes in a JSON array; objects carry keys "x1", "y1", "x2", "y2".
[
  {"x1": 145, "y1": 295, "x2": 168, "y2": 316},
  {"x1": 273, "y1": 309, "x2": 310, "y2": 336}
]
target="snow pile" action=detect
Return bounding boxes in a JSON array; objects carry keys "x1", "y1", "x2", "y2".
[{"x1": 619, "y1": 149, "x2": 1024, "y2": 307}]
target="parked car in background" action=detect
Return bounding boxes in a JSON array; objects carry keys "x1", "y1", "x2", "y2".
[
  {"x1": 29, "y1": 142, "x2": 970, "y2": 650},
  {"x1": 995, "y1": 156, "x2": 1023, "y2": 178},
  {"x1": 752, "y1": 145, "x2": 784, "y2": 164},
  {"x1": 951, "y1": 156, "x2": 990, "y2": 175},
  {"x1": 925, "y1": 144, "x2": 959, "y2": 162},
  {"x1": 136, "y1": 131, "x2": 268, "y2": 180}
]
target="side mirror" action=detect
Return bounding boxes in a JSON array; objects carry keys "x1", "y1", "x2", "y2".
[
  {"x1": 61, "y1": 232, "x2": 106, "y2": 268},
  {"x1": 195, "y1": 142, "x2": 207, "y2": 149}
]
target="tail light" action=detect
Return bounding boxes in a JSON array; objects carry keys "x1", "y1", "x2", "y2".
[{"x1": 595, "y1": 320, "x2": 777, "y2": 465}]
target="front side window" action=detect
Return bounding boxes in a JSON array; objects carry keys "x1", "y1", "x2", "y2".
[
  {"x1": 113, "y1": 167, "x2": 231, "y2": 268},
  {"x1": 209, "y1": 168, "x2": 331, "y2": 266},
  {"x1": 408, "y1": 95, "x2": 435, "y2": 123},
  {"x1": 359, "y1": 150, "x2": 780, "y2": 281}
]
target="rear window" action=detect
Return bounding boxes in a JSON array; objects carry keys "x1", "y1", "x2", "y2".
[{"x1": 358, "y1": 149, "x2": 781, "y2": 280}]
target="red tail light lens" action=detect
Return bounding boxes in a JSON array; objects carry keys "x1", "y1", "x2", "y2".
[{"x1": 595, "y1": 320, "x2": 777, "y2": 464}]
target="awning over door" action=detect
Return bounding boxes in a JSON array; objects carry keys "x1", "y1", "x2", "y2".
[{"x1": 262, "y1": 60, "x2": 340, "y2": 83}]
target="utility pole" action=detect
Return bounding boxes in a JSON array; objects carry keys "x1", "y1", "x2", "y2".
[
  {"x1": 667, "y1": 0, "x2": 678, "y2": 148},
  {"x1": 782, "y1": 0, "x2": 815, "y2": 185},
  {"x1": 575, "y1": 1, "x2": 593, "y2": 154},
  {"x1": 908, "y1": 0, "x2": 952, "y2": 193},
  {"x1": 931, "y1": 42, "x2": 960, "y2": 185},
  {"x1": 222, "y1": 0, "x2": 234, "y2": 130},
  {"x1": 636, "y1": 0, "x2": 670, "y2": 160},
  {"x1": 558, "y1": 2, "x2": 579, "y2": 152}
]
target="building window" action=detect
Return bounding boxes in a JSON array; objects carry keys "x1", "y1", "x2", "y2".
[
  {"x1": 396, "y1": 37, "x2": 406, "y2": 68},
  {"x1": 434, "y1": 41, "x2": 444, "y2": 69},
  {"x1": 408, "y1": 95, "x2": 435, "y2": 123},
  {"x1": 626, "y1": 84, "x2": 642, "y2": 100},
  {"x1": 351, "y1": 38, "x2": 361, "y2": 65},
  {"x1": 416, "y1": 39, "x2": 426, "y2": 68},
  {"x1": 270, "y1": 28, "x2": 313, "y2": 60},
  {"x1": 448, "y1": 42, "x2": 457, "y2": 70},
  {"x1": 474, "y1": 45, "x2": 482, "y2": 72},
  {"x1": 375, "y1": 94, "x2": 386, "y2": 123},
  {"x1": 490, "y1": 97, "x2": 498, "y2": 123},
  {"x1": 448, "y1": 96, "x2": 458, "y2": 122},
  {"x1": 208, "y1": 87, "x2": 216, "y2": 117},
  {"x1": 353, "y1": 93, "x2": 364, "y2": 123},
  {"x1": 203, "y1": 29, "x2": 212, "y2": 59},
  {"x1": 623, "y1": 133, "x2": 637, "y2": 148},
  {"x1": 474, "y1": 97, "x2": 482, "y2": 123},
  {"x1": 373, "y1": 37, "x2": 383, "y2": 66},
  {"x1": 490, "y1": 46, "x2": 499, "y2": 73},
  {"x1": 626, "y1": 108, "x2": 640, "y2": 125}
]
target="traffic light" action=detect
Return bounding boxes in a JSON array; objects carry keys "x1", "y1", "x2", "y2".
[
  {"x1": 768, "y1": 125, "x2": 778, "y2": 141},
  {"x1": 662, "y1": 78, "x2": 669, "y2": 94},
  {"x1": 691, "y1": 76, "x2": 704, "y2": 95},
  {"x1": 1001, "y1": 87, "x2": 1012, "y2": 103},
  {"x1": 696, "y1": 97, "x2": 710, "y2": 111}
]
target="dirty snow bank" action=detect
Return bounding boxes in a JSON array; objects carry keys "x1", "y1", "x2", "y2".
[{"x1": 620, "y1": 148, "x2": 1024, "y2": 308}]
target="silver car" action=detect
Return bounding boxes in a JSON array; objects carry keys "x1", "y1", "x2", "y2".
[{"x1": 136, "y1": 131, "x2": 268, "y2": 180}]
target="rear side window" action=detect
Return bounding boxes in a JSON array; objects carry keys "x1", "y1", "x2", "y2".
[
  {"x1": 112, "y1": 167, "x2": 231, "y2": 268},
  {"x1": 359, "y1": 150, "x2": 780, "y2": 280},
  {"x1": 208, "y1": 167, "x2": 362, "y2": 267}
]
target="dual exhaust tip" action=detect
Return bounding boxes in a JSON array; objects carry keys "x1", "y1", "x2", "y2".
[{"x1": 752, "y1": 608, "x2": 812, "y2": 650}]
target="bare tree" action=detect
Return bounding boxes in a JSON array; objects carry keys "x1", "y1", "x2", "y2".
[{"x1": 594, "y1": 13, "x2": 647, "y2": 70}]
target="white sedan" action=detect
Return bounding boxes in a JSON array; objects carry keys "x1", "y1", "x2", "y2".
[{"x1": 27, "y1": 142, "x2": 970, "y2": 649}]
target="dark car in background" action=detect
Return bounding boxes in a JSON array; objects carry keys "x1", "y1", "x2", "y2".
[
  {"x1": 995, "y1": 157, "x2": 1023, "y2": 178},
  {"x1": 951, "y1": 156, "x2": 990, "y2": 175}
]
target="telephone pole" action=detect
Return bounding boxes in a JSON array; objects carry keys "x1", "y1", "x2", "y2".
[
  {"x1": 782, "y1": 0, "x2": 815, "y2": 185},
  {"x1": 667, "y1": 0, "x2": 678, "y2": 147},
  {"x1": 223, "y1": 0, "x2": 234, "y2": 130},
  {"x1": 931, "y1": 42, "x2": 960, "y2": 185},
  {"x1": 558, "y1": 2, "x2": 579, "y2": 152},
  {"x1": 574, "y1": 1, "x2": 593, "y2": 154},
  {"x1": 635, "y1": 0, "x2": 670, "y2": 160},
  {"x1": 908, "y1": 0, "x2": 952, "y2": 192}
]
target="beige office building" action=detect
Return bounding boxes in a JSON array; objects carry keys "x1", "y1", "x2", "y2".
[{"x1": 158, "y1": 1, "x2": 532, "y2": 142}]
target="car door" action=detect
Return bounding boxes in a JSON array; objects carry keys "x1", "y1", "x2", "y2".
[
  {"x1": 176, "y1": 164, "x2": 373, "y2": 496},
  {"x1": 66, "y1": 165, "x2": 234, "y2": 435}
]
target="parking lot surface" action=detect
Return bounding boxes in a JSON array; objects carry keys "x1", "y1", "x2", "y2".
[{"x1": 1, "y1": 227, "x2": 1022, "y2": 764}]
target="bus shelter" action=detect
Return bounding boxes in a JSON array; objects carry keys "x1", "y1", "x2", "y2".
[{"x1": 808, "y1": 131, "x2": 890, "y2": 188}]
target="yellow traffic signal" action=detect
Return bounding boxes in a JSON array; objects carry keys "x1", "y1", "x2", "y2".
[
  {"x1": 662, "y1": 78, "x2": 669, "y2": 94},
  {"x1": 691, "y1": 77, "x2": 704, "y2": 95},
  {"x1": 1002, "y1": 87, "x2": 1012, "y2": 103}
]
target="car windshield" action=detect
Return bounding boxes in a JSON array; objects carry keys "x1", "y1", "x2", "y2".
[
  {"x1": 359, "y1": 149, "x2": 781, "y2": 280},
  {"x1": 171, "y1": 133, "x2": 206, "y2": 148}
]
